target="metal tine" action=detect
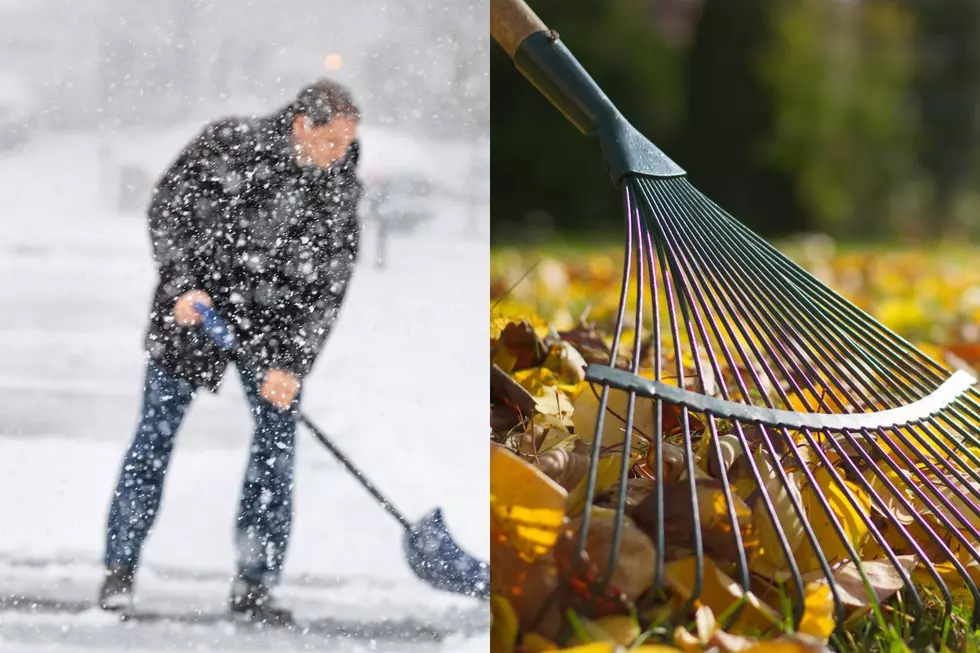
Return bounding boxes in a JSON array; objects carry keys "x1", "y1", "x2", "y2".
[
  {"x1": 524, "y1": 187, "x2": 639, "y2": 634},
  {"x1": 642, "y1": 210, "x2": 667, "y2": 598},
  {"x1": 658, "y1": 180, "x2": 926, "y2": 619},
  {"x1": 686, "y1": 183, "x2": 938, "y2": 385},
  {"x1": 687, "y1": 190, "x2": 979, "y2": 520},
  {"x1": 677, "y1": 177, "x2": 979, "y2": 492},
  {"x1": 571, "y1": 183, "x2": 636, "y2": 581},
  {"x1": 637, "y1": 181, "x2": 806, "y2": 619},
  {"x1": 679, "y1": 181, "x2": 979, "y2": 618},
  {"x1": 645, "y1": 203, "x2": 707, "y2": 618},
  {"x1": 720, "y1": 199, "x2": 952, "y2": 388},
  {"x1": 643, "y1": 178, "x2": 852, "y2": 628},
  {"x1": 635, "y1": 194, "x2": 760, "y2": 626},
  {"x1": 687, "y1": 236, "x2": 968, "y2": 625},
  {"x1": 704, "y1": 207, "x2": 980, "y2": 554},
  {"x1": 668, "y1": 188, "x2": 980, "y2": 628},
  {"x1": 601, "y1": 185, "x2": 646, "y2": 589}
]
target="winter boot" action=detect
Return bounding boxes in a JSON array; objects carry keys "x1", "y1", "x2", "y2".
[
  {"x1": 228, "y1": 570, "x2": 294, "y2": 626},
  {"x1": 98, "y1": 564, "x2": 135, "y2": 612}
]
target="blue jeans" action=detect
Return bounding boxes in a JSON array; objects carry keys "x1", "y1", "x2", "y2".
[{"x1": 104, "y1": 360, "x2": 298, "y2": 586}]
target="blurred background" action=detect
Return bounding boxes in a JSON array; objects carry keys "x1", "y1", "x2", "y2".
[
  {"x1": 491, "y1": 0, "x2": 980, "y2": 245},
  {"x1": 0, "y1": 0, "x2": 489, "y2": 237}
]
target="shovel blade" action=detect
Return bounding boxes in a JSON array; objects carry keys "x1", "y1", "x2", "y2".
[{"x1": 403, "y1": 507, "x2": 489, "y2": 600}]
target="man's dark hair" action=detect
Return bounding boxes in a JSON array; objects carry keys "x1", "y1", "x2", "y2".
[{"x1": 293, "y1": 78, "x2": 361, "y2": 126}]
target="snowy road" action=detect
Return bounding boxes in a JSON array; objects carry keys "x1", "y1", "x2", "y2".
[{"x1": 0, "y1": 130, "x2": 489, "y2": 651}]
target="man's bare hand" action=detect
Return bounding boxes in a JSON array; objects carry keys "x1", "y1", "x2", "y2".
[
  {"x1": 261, "y1": 369, "x2": 301, "y2": 410},
  {"x1": 174, "y1": 290, "x2": 212, "y2": 326}
]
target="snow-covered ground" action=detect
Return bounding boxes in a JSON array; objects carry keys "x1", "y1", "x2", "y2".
[{"x1": 0, "y1": 126, "x2": 489, "y2": 651}]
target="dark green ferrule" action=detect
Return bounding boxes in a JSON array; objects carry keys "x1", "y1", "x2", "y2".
[{"x1": 512, "y1": 31, "x2": 686, "y2": 183}]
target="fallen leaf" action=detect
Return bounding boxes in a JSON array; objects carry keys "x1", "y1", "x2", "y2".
[
  {"x1": 492, "y1": 404, "x2": 526, "y2": 438},
  {"x1": 802, "y1": 555, "x2": 916, "y2": 610},
  {"x1": 490, "y1": 595, "x2": 519, "y2": 653},
  {"x1": 512, "y1": 368, "x2": 578, "y2": 425},
  {"x1": 630, "y1": 479, "x2": 756, "y2": 568},
  {"x1": 797, "y1": 583, "x2": 834, "y2": 642},
  {"x1": 490, "y1": 442, "x2": 568, "y2": 561},
  {"x1": 492, "y1": 363, "x2": 537, "y2": 419},
  {"x1": 734, "y1": 450, "x2": 806, "y2": 582},
  {"x1": 647, "y1": 442, "x2": 688, "y2": 484},
  {"x1": 663, "y1": 556, "x2": 782, "y2": 635},
  {"x1": 538, "y1": 642, "x2": 617, "y2": 653},
  {"x1": 542, "y1": 341, "x2": 589, "y2": 385},
  {"x1": 571, "y1": 614, "x2": 640, "y2": 647},
  {"x1": 490, "y1": 538, "x2": 563, "y2": 642},
  {"x1": 740, "y1": 636, "x2": 835, "y2": 653},
  {"x1": 537, "y1": 447, "x2": 591, "y2": 491},
  {"x1": 673, "y1": 605, "x2": 762, "y2": 653},
  {"x1": 497, "y1": 320, "x2": 549, "y2": 370},
  {"x1": 521, "y1": 632, "x2": 559, "y2": 652},
  {"x1": 561, "y1": 509, "x2": 657, "y2": 603},
  {"x1": 491, "y1": 309, "x2": 550, "y2": 345},
  {"x1": 595, "y1": 478, "x2": 657, "y2": 514},
  {"x1": 794, "y1": 467, "x2": 871, "y2": 575},
  {"x1": 572, "y1": 377, "x2": 693, "y2": 449},
  {"x1": 706, "y1": 434, "x2": 745, "y2": 479},
  {"x1": 565, "y1": 453, "x2": 635, "y2": 517}
]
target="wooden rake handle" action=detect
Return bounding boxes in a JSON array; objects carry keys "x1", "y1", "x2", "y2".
[{"x1": 490, "y1": 0, "x2": 549, "y2": 58}]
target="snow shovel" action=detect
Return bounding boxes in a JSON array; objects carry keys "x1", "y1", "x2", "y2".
[{"x1": 193, "y1": 302, "x2": 489, "y2": 601}]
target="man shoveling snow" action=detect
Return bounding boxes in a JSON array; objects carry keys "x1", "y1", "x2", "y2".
[{"x1": 99, "y1": 78, "x2": 363, "y2": 625}]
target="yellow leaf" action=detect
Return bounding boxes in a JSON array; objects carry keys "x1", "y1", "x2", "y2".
[
  {"x1": 741, "y1": 451, "x2": 806, "y2": 582},
  {"x1": 490, "y1": 443, "x2": 568, "y2": 561},
  {"x1": 786, "y1": 388, "x2": 830, "y2": 413},
  {"x1": 542, "y1": 341, "x2": 588, "y2": 385},
  {"x1": 698, "y1": 483, "x2": 752, "y2": 533},
  {"x1": 560, "y1": 380, "x2": 590, "y2": 402},
  {"x1": 797, "y1": 583, "x2": 835, "y2": 642},
  {"x1": 565, "y1": 453, "x2": 635, "y2": 517},
  {"x1": 570, "y1": 615, "x2": 640, "y2": 648},
  {"x1": 794, "y1": 467, "x2": 870, "y2": 575},
  {"x1": 511, "y1": 368, "x2": 577, "y2": 424},
  {"x1": 492, "y1": 346, "x2": 519, "y2": 374},
  {"x1": 490, "y1": 307, "x2": 550, "y2": 343},
  {"x1": 549, "y1": 644, "x2": 617, "y2": 653},
  {"x1": 663, "y1": 556, "x2": 781, "y2": 635},
  {"x1": 594, "y1": 615, "x2": 639, "y2": 647},
  {"x1": 521, "y1": 633, "x2": 559, "y2": 652},
  {"x1": 512, "y1": 367, "x2": 558, "y2": 396},
  {"x1": 742, "y1": 643, "x2": 828, "y2": 653},
  {"x1": 572, "y1": 374, "x2": 666, "y2": 448},
  {"x1": 490, "y1": 595, "x2": 518, "y2": 653}
]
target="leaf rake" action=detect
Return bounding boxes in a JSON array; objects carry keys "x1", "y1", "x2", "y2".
[{"x1": 492, "y1": 0, "x2": 980, "y2": 638}]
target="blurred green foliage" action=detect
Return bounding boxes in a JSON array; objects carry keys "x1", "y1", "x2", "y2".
[{"x1": 491, "y1": 0, "x2": 980, "y2": 243}]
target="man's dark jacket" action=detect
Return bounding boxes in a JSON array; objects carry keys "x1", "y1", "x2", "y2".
[{"x1": 144, "y1": 105, "x2": 362, "y2": 392}]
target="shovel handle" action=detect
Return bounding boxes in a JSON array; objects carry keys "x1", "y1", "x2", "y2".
[
  {"x1": 194, "y1": 302, "x2": 236, "y2": 350},
  {"x1": 191, "y1": 302, "x2": 415, "y2": 533},
  {"x1": 490, "y1": 0, "x2": 548, "y2": 58}
]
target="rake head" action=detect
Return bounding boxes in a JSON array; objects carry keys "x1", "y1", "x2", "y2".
[
  {"x1": 575, "y1": 173, "x2": 980, "y2": 634},
  {"x1": 491, "y1": 0, "x2": 980, "y2": 640}
]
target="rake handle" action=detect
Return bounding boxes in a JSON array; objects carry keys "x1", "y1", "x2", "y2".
[
  {"x1": 489, "y1": 0, "x2": 685, "y2": 181},
  {"x1": 490, "y1": 0, "x2": 548, "y2": 58}
]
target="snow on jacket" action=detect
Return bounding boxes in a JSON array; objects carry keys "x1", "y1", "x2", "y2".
[{"x1": 143, "y1": 105, "x2": 362, "y2": 392}]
